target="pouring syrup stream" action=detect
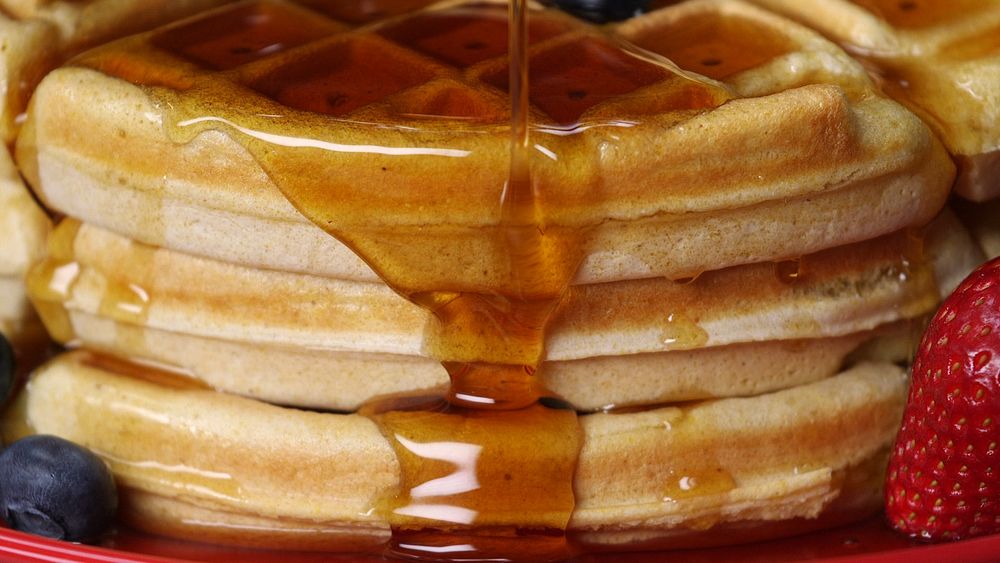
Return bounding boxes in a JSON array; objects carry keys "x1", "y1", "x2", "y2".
[{"x1": 365, "y1": 1, "x2": 582, "y2": 559}]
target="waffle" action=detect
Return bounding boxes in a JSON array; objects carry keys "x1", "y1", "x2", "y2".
[
  {"x1": 0, "y1": 147, "x2": 47, "y2": 279},
  {"x1": 0, "y1": 14, "x2": 58, "y2": 144},
  {"x1": 1, "y1": 0, "x2": 242, "y2": 348},
  {"x1": 16, "y1": 0, "x2": 953, "y2": 287},
  {"x1": 2, "y1": 0, "x2": 974, "y2": 553},
  {"x1": 746, "y1": 0, "x2": 1000, "y2": 202},
  {"x1": 0, "y1": 0, "x2": 235, "y2": 144},
  {"x1": 0, "y1": 145, "x2": 49, "y2": 344},
  {"x1": 26, "y1": 212, "x2": 981, "y2": 410},
  {"x1": 3, "y1": 352, "x2": 906, "y2": 550}
]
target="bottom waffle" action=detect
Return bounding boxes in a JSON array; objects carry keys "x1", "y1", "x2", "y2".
[{"x1": 3, "y1": 352, "x2": 906, "y2": 551}]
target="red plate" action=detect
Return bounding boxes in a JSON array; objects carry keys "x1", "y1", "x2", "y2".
[{"x1": 2, "y1": 516, "x2": 999, "y2": 562}]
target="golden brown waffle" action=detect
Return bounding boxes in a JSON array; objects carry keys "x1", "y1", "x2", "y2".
[
  {"x1": 618, "y1": 0, "x2": 874, "y2": 99},
  {"x1": 17, "y1": 0, "x2": 952, "y2": 288},
  {"x1": 0, "y1": 0, "x2": 235, "y2": 144},
  {"x1": 26, "y1": 213, "x2": 981, "y2": 410},
  {"x1": 0, "y1": 14, "x2": 58, "y2": 144},
  {"x1": 747, "y1": 0, "x2": 1000, "y2": 201},
  {"x1": 0, "y1": 146, "x2": 47, "y2": 278},
  {"x1": 1, "y1": 0, "x2": 976, "y2": 552},
  {"x1": 3, "y1": 352, "x2": 905, "y2": 550},
  {"x1": 0, "y1": 145, "x2": 49, "y2": 342},
  {"x1": 1, "y1": 0, "x2": 242, "y2": 347},
  {"x1": 0, "y1": 0, "x2": 237, "y2": 52}
]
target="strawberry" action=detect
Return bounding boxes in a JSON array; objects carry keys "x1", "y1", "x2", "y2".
[{"x1": 885, "y1": 255, "x2": 1000, "y2": 541}]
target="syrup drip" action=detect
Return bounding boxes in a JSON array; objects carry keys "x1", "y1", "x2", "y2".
[
  {"x1": 660, "y1": 312, "x2": 709, "y2": 351},
  {"x1": 775, "y1": 258, "x2": 804, "y2": 284},
  {"x1": 26, "y1": 219, "x2": 157, "y2": 357},
  {"x1": 154, "y1": 0, "x2": 582, "y2": 557},
  {"x1": 826, "y1": 0, "x2": 998, "y2": 147},
  {"x1": 369, "y1": 2, "x2": 582, "y2": 558},
  {"x1": 25, "y1": 219, "x2": 83, "y2": 345}
]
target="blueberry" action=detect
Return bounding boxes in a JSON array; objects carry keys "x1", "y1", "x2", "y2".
[
  {"x1": 0, "y1": 435, "x2": 117, "y2": 542},
  {"x1": 0, "y1": 332, "x2": 12, "y2": 405},
  {"x1": 545, "y1": 0, "x2": 650, "y2": 23}
]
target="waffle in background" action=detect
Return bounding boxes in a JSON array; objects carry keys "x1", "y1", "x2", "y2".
[
  {"x1": 0, "y1": 0, "x2": 239, "y2": 144},
  {"x1": 955, "y1": 198, "x2": 1000, "y2": 259},
  {"x1": 0, "y1": 145, "x2": 48, "y2": 343},
  {"x1": 744, "y1": 0, "x2": 1000, "y2": 202}
]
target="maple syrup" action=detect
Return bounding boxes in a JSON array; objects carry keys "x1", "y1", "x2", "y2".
[
  {"x1": 151, "y1": 2, "x2": 342, "y2": 71},
  {"x1": 364, "y1": 1, "x2": 583, "y2": 557},
  {"x1": 157, "y1": 0, "x2": 588, "y2": 557},
  {"x1": 26, "y1": 219, "x2": 159, "y2": 357},
  {"x1": 43, "y1": 0, "x2": 731, "y2": 558},
  {"x1": 627, "y1": 10, "x2": 795, "y2": 82},
  {"x1": 25, "y1": 219, "x2": 83, "y2": 345}
]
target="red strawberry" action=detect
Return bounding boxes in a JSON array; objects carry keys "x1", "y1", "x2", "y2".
[{"x1": 885, "y1": 255, "x2": 1000, "y2": 541}]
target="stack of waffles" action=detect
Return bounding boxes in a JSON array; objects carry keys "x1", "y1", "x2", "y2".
[{"x1": 1, "y1": 0, "x2": 994, "y2": 553}]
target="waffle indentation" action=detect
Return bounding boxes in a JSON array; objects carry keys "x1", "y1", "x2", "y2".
[
  {"x1": 484, "y1": 37, "x2": 670, "y2": 124},
  {"x1": 297, "y1": 0, "x2": 442, "y2": 25},
  {"x1": 849, "y1": 0, "x2": 986, "y2": 28},
  {"x1": 629, "y1": 13, "x2": 795, "y2": 81},
  {"x1": 248, "y1": 37, "x2": 436, "y2": 116},
  {"x1": 391, "y1": 82, "x2": 506, "y2": 121},
  {"x1": 378, "y1": 4, "x2": 572, "y2": 68},
  {"x1": 154, "y1": 3, "x2": 338, "y2": 70}
]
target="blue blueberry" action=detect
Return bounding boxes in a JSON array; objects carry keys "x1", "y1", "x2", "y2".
[
  {"x1": 0, "y1": 435, "x2": 117, "y2": 542},
  {"x1": 546, "y1": 0, "x2": 650, "y2": 22}
]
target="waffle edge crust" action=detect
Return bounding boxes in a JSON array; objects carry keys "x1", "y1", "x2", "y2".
[{"x1": 5, "y1": 353, "x2": 905, "y2": 550}]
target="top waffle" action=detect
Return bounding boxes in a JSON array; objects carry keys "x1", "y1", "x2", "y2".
[
  {"x1": 748, "y1": 0, "x2": 1000, "y2": 201},
  {"x1": 17, "y1": 0, "x2": 953, "y2": 292}
]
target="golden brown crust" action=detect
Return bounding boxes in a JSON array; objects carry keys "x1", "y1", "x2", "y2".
[
  {"x1": 23, "y1": 212, "x2": 980, "y2": 409},
  {"x1": 0, "y1": 145, "x2": 49, "y2": 276},
  {"x1": 17, "y1": 0, "x2": 954, "y2": 286},
  {"x1": 0, "y1": 1, "x2": 235, "y2": 145},
  {"x1": 0, "y1": 14, "x2": 59, "y2": 144},
  {"x1": 0, "y1": 145, "x2": 49, "y2": 340},
  {"x1": 9, "y1": 353, "x2": 906, "y2": 548},
  {"x1": 748, "y1": 0, "x2": 1000, "y2": 201}
]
